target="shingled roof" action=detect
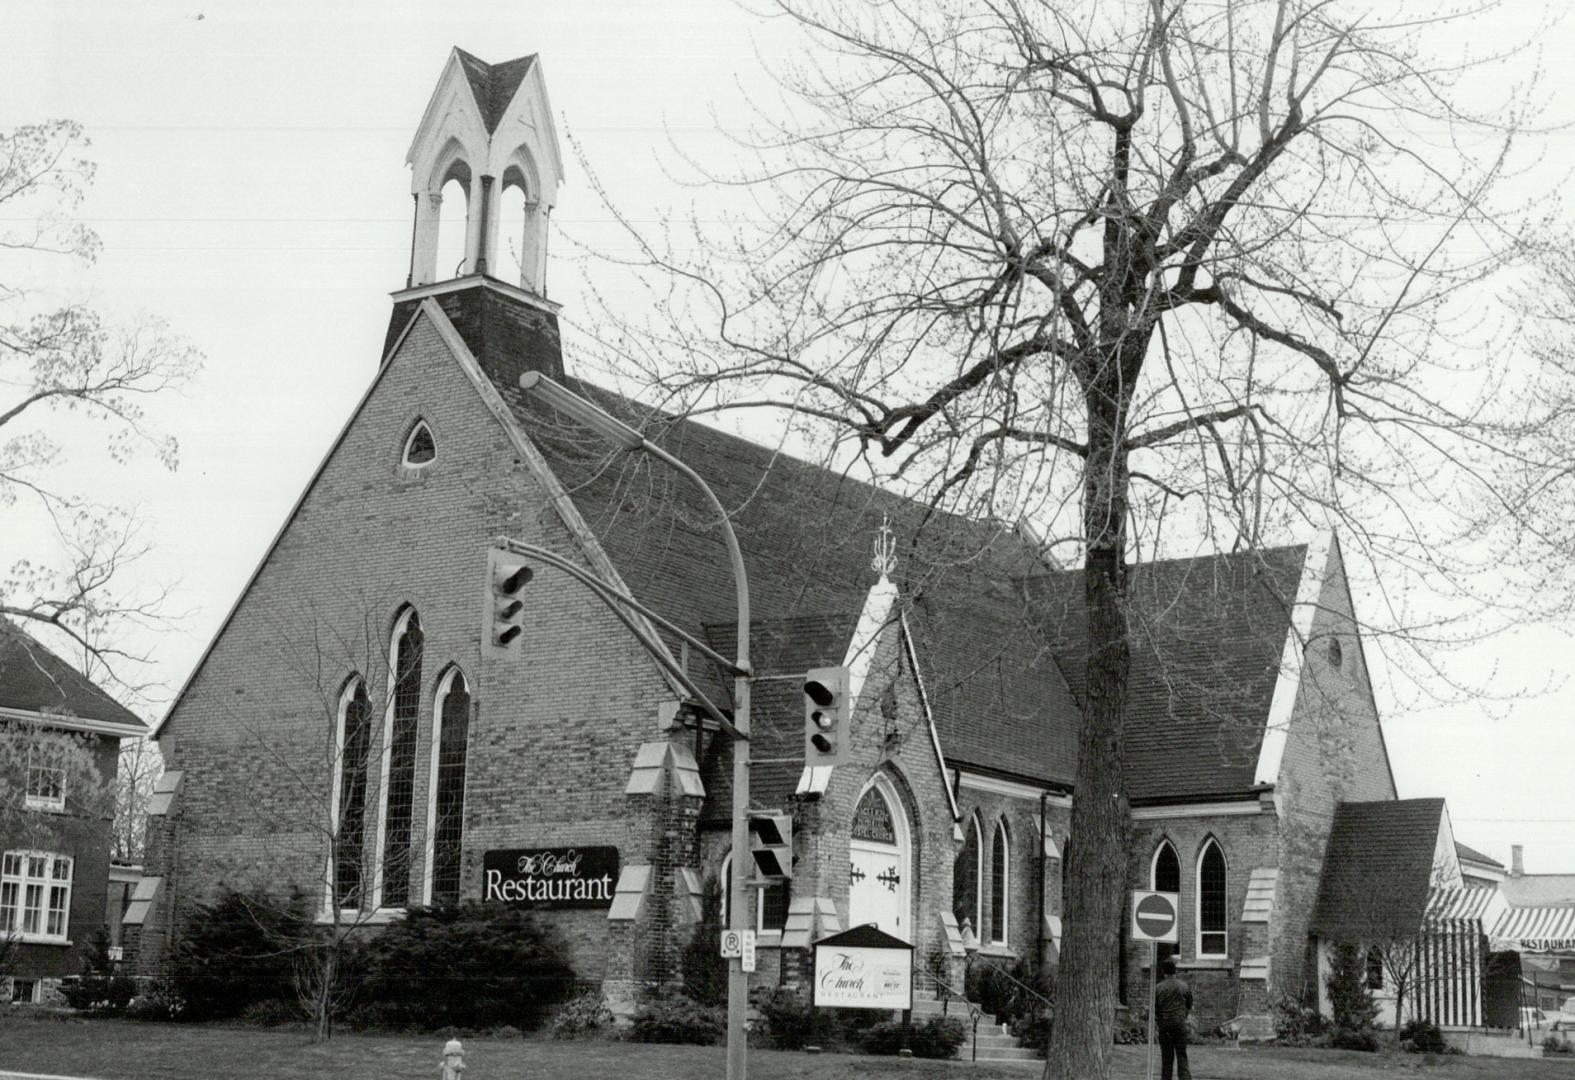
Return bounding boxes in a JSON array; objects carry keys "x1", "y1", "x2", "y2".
[
  {"x1": 0, "y1": 620, "x2": 144, "y2": 731},
  {"x1": 453, "y1": 50, "x2": 536, "y2": 134},
  {"x1": 1019, "y1": 545, "x2": 1306, "y2": 802},
  {"x1": 1310, "y1": 798, "x2": 1447, "y2": 942},
  {"x1": 400, "y1": 293, "x2": 1319, "y2": 803}
]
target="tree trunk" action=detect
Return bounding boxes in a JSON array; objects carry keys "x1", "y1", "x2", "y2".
[{"x1": 1045, "y1": 383, "x2": 1133, "y2": 1079}]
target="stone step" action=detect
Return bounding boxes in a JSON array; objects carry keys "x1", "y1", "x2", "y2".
[
  {"x1": 964, "y1": 1031, "x2": 1022, "y2": 1049},
  {"x1": 969, "y1": 1047, "x2": 1044, "y2": 1063}
]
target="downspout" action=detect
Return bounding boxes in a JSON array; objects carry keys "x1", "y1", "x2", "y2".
[{"x1": 1038, "y1": 792, "x2": 1048, "y2": 970}]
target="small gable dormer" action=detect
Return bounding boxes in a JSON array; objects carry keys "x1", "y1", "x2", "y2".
[{"x1": 405, "y1": 49, "x2": 565, "y2": 296}]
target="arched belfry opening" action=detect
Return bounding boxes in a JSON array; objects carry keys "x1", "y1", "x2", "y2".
[{"x1": 404, "y1": 48, "x2": 564, "y2": 296}]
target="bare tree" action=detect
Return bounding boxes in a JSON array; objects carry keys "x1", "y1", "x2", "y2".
[
  {"x1": 1, "y1": 120, "x2": 202, "y2": 694},
  {"x1": 112, "y1": 736, "x2": 161, "y2": 863},
  {"x1": 574, "y1": 2, "x2": 1569, "y2": 1075}
]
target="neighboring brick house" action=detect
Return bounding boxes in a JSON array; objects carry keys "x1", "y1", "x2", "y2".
[
  {"x1": 0, "y1": 622, "x2": 144, "y2": 1002},
  {"x1": 130, "y1": 47, "x2": 1412, "y2": 1032}
]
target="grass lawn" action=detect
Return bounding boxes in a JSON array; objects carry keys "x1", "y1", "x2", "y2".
[{"x1": 2, "y1": 1016, "x2": 1573, "y2": 1079}]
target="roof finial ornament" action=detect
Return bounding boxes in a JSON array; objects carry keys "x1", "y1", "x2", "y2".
[{"x1": 872, "y1": 514, "x2": 897, "y2": 579}]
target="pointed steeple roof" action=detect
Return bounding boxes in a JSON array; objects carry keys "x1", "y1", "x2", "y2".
[{"x1": 453, "y1": 49, "x2": 537, "y2": 134}]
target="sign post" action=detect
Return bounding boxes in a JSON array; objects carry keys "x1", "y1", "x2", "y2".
[{"x1": 1130, "y1": 891, "x2": 1179, "y2": 1080}]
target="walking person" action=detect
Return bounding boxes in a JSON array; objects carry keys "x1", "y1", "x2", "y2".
[{"x1": 1153, "y1": 957, "x2": 1193, "y2": 1080}]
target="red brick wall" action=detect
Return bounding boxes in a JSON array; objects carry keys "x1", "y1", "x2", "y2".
[{"x1": 149, "y1": 309, "x2": 672, "y2": 981}]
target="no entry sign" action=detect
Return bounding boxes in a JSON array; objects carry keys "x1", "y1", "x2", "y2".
[{"x1": 1131, "y1": 890, "x2": 1180, "y2": 944}]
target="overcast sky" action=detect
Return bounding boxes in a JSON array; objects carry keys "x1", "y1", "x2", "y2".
[{"x1": 5, "y1": 0, "x2": 1573, "y2": 875}]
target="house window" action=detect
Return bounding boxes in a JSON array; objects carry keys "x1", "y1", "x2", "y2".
[
  {"x1": 24, "y1": 745, "x2": 66, "y2": 812},
  {"x1": 1366, "y1": 946, "x2": 1384, "y2": 990},
  {"x1": 402, "y1": 421, "x2": 436, "y2": 467},
  {"x1": 1151, "y1": 840, "x2": 1181, "y2": 964},
  {"x1": 1, "y1": 851, "x2": 73, "y2": 942},
  {"x1": 1197, "y1": 839, "x2": 1227, "y2": 957},
  {"x1": 332, "y1": 679, "x2": 371, "y2": 910},
  {"x1": 426, "y1": 667, "x2": 471, "y2": 906},
  {"x1": 720, "y1": 853, "x2": 789, "y2": 933},
  {"x1": 378, "y1": 608, "x2": 424, "y2": 908},
  {"x1": 953, "y1": 815, "x2": 982, "y2": 938},
  {"x1": 989, "y1": 819, "x2": 1009, "y2": 946}
]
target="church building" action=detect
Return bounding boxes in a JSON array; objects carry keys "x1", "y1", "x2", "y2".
[{"x1": 128, "y1": 48, "x2": 1410, "y2": 1037}]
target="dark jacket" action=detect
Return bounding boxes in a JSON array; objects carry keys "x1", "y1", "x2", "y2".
[{"x1": 1154, "y1": 975, "x2": 1193, "y2": 1030}]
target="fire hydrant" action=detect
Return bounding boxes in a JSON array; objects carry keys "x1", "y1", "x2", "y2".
[{"x1": 440, "y1": 1038, "x2": 465, "y2": 1080}]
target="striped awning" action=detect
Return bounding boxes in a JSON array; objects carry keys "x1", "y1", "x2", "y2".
[
  {"x1": 1492, "y1": 905, "x2": 1575, "y2": 952},
  {"x1": 1427, "y1": 886, "x2": 1500, "y2": 924}
]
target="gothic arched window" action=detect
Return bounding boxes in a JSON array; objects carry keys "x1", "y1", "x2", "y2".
[
  {"x1": 378, "y1": 607, "x2": 424, "y2": 908},
  {"x1": 332, "y1": 678, "x2": 371, "y2": 910},
  {"x1": 426, "y1": 667, "x2": 470, "y2": 905},
  {"x1": 403, "y1": 421, "x2": 436, "y2": 467},
  {"x1": 1197, "y1": 838, "x2": 1228, "y2": 957},
  {"x1": 989, "y1": 818, "x2": 1010, "y2": 945},
  {"x1": 1151, "y1": 840, "x2": 1181, "y2": 963},
  {"x1": 953, "y1": 815, "x2": 982, "y2": 938}
]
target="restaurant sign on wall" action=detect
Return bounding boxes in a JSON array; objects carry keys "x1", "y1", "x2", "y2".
[{"x1": 482, "y1": 846, "x2": 620, "y2": 909}]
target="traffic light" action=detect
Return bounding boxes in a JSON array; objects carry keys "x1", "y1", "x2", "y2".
[
  {"x1": 749, "y1": 811, "x2": 793, "y2": 880},
  {"x1": 803, "y1": 665, "x2": 851, "y2": 766},
  {"x1": 486, "y1": 547, "x2": 533, "y2": 652}
]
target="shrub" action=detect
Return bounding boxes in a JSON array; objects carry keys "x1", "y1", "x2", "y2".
[
  {"x1": 862, "y1": 1016, "x2": 967, "y2": 1058},
  {"x1": 966, "y1": 958, "x2": 1054, "y2": 1027},
  {"x1": 124, "y1": 978, "x2": 184, "y2": 1021},
  {"x1": 1329, "y1": 1025, "x2": 1379, "y2": 1052},
  {"x1": 629, "y1": 992, "x2": 725, "y2": 1045},
  {"x1": 1011, "y1": 1007, "x2": 1053, "y2": 1055},
  {"x1": 753, "y1": 987, "x2": 814, "y2": 1050},
  {"x1": 1273, "y1": 992, "x2": 1325, "y2": 1045},
  {"x1": 1543, "y1": 1034, "x2": 1574, "y2": 1056},
  {"x1": 353, "y1": 902, "x2": 575, "y2": 1032},
  {"x1": 1400, "y1": 1018, "x2": 1447, "y2": 1054},
  {"x1": 550, "y1": 989, "x2": 614, "y2": 1039},
  {"x1": 240, "y1": 998, "x2": 302, "y2": 1026},
  {"x1": 173, "y1": 887, "x2": 311, "y2": 1020},
  {"x1": 58, "y1": 975, "x2": 136, "y2": 1014},
  {"x1": 1323, "y1": 943, "x2": 1379, "y2": 1033},
  {"x1": 681, "y1": 882, "x2": 729, "y2": 1007}
]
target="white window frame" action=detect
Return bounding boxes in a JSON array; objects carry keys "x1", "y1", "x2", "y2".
[
  {"x1": 1195, "y1": 838, "x2": 1228, "y2": 959},
  {"x1": 23, "y1": 744, "x2": 66, "y2": 813},
  {"x1": 401, "y1": 419, "x2": 437, "y2": 469},
  {"x1": 422, "y1": 666, "x2": 468, "y2": 906},
  {"x1": 371, "y1": 606, "x2": 420, "y2": 913},
  {"x1": 323, "y1": 678, "x2": 366, "y2": 919},
  {"x1": 989, "y1": 818, "x2": 1010, "y2": 947},
  {"x1": 1, "y1": 851, "x2": 73, "y2": 945},
  {"x1": 719, "y1": 852, "x2": 789, "y2": 938}
]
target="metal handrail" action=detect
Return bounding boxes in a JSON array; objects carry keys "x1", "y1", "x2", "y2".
[
  {"x1": 968, "y1": 953, "x2": 1056, "y2": 1016},
  {"x1": 917, "y1": 970, "x2": 984, "y2": 1062}
]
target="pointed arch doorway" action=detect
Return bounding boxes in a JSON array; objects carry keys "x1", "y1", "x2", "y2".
[{"x1": 848, "y1": 774, "x2": 912, "y2": 942}]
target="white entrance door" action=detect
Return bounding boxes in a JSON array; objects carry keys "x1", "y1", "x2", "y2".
[{"x1": 847, "y1": 779, "x2": 910, "y2": 940}]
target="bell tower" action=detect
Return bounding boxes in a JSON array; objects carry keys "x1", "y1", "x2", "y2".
[{"x1": 404, "y1": 48, "x2": 564, "y2": 296}]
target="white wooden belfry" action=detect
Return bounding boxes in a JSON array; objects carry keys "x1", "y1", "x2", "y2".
[{"x1": 405, "y1": 49, "x2": 565, "y2": 294}]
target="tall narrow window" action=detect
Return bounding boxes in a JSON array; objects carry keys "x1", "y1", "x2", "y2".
[
  {"x1": 24, "y1": 742, "x2": 66, "y2": 812},
  {"x1": 990, "y1": 819, "x2": 1010, "y2": 945},
  {"x1": 333, "y1": 679, "x2": 371, "y2": 909},
  {"x1": 953, "y1": 815, "x2": 981, "y2": 936},
  {"x1": 720, "y1": 852, "x2": 790, "y2": 933},
  {"x1": 1151, "y1": 840, "x2": 1181, "y2": 964},
  {"x1": 380, "y1": 608, "x2": 424, "y2": 908},
  {"x1": 1198, "y1": 839, "x2": 1228, "y2": 957},
  {"x1": 427, "y1": 667, "x2": 471, "y2": 906}
]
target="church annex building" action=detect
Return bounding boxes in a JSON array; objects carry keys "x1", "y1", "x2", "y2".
[{"x1": 128, "y1": 49, "x2": 1439, "y2": 1036}]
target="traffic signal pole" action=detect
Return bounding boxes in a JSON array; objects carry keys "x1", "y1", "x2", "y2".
[{"x1": 516, "y1": 372, "x2": 752, "y2": 1080}]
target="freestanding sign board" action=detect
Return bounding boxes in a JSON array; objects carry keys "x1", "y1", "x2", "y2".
[
  {"x1": 1131, "y1": 890, "x2": 1180, "y2": 1080},
  {"x1": 812, "y1": 925, "x2": 914, "y2": 1011}
]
